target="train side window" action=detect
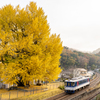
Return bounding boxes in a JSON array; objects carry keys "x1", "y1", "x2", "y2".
[
  {"x1": 83, "y1": 80, "x2": 85, "y2": 83},
  {"x1": 79, "y1": 81, "x2": 80, "y2": 85},
  {"x1": 79, "y1": 81, "x2": 82, "y2": 85}
]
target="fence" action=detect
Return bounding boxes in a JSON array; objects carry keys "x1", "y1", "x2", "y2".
[{"x1": 0, "y1": 82, "x2": 64, "y2": 100}]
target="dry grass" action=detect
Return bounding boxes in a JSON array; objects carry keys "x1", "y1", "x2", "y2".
[
  {"x1": 13, "y1": 88, "x2": 64, "y2": 100},
  {"x1": 0, "y1": 89, "x2": 9, "y2": 93},
  {"x1": 0, "y1": 82, "x2": 64, "y2": 100}
]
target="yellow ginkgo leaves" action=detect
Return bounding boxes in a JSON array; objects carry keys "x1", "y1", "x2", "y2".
[{"x1": 0, "y1": 2, "x2": 63, "y2": 86}]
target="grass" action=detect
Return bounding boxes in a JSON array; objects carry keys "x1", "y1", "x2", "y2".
[
  {"x1": 93, "y1": 82, "x2": 100, "y2": 100},
  {"x1": 95, "y1": 94, "x2": 100, "y2": 100},
  {"x1": 0, "y1": 89, "x2": 9, "y2": 93},
  {"x1": 12, "y1": 88, "x2": 64, "y2": 100},
  {"x1": 0, "y1": 82, "x2": 64, "y2": 100},
  {"x1": 58, "y1": 85, "x2": 64, "y2": 90}
]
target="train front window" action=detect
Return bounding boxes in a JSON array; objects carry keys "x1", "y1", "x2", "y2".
[
  {"x1": 67, "y1": 82, "x2": 70, "y2": 86},
  {"x1": 71, "y1": 82, "x2": 75, "y2": 86},
  {"x1": 64, "y1": 82, "x2": 67, "y2": 86}
]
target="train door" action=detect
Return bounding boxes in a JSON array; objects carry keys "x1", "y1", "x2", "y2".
[{"x1": 77, "y1": 81, "x2": 79, "y2": 86}]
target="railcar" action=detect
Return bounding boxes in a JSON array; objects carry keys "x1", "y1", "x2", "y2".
[{"x1": 64, "y1": 76, "x2": 90, "y2": 93}]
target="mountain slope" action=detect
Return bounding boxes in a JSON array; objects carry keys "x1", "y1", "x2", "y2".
[{"x1": 92, "y1": 48, "x2": 100, "y2": 54}]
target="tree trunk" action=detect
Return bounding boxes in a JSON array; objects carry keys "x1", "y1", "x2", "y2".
[
  {"x1": 17, "y1": 80, "x2": 24, "y2": 86},
  {"x1": 17, "y1": 76, "x2": 24, "y2": 86}
]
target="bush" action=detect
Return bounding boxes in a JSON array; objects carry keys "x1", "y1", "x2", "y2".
[
  {"x1": 96, "y1": 94, "x2": 100, "y2": 100},
  {"x1": 58, "y1": 85, "x2": 64, "y2": 90}
]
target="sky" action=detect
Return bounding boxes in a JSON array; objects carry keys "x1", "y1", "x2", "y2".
[{"x1": 0, "y1": 0, "x2": 100, "y2": 52}]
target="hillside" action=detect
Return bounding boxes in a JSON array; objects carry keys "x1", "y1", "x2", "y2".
[
  {"x1": 60, "y1": 46, "x2": 100, "y2": 70},
  {"x1": 92, "y1": 48, "x2": 100, "y2": 54}
]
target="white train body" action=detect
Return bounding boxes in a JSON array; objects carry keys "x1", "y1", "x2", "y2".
[{"x1": 64, "y1": 76, "x2": 90, "y2": 93}]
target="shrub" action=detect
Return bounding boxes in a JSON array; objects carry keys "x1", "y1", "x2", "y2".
[
  {"x1": 96, "y1": 94, "x2": 100, "y2": 100},
  {"x1": 58, "y1": 85, "x2": 64, "y2": 90}
]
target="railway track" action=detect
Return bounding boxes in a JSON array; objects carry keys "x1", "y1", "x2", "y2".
[{"x1": 46, "y1": 73, "x2": 100, "y2": 100}]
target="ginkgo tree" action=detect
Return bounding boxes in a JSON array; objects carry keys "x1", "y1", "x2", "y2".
[{"x1": 0, "y1": 2, "x2": 63, "y2": 86}]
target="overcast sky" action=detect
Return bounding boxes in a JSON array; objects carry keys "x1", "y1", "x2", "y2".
[{"x1": 0, "y1": 0, "x2": 100, "y2": 52}]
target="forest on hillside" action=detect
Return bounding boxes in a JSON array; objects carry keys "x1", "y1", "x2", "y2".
[{"x1": 60, "y1": 46, "x2": 100, "y2": 70}]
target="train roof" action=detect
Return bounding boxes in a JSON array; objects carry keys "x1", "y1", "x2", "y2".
[{"x1": 65, "y1": 76, "x2": 90, "y2": 82}]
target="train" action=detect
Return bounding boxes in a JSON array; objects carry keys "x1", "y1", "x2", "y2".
[{"x1": 64, "y1": 76, "x2": 90, "y2": 93}]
